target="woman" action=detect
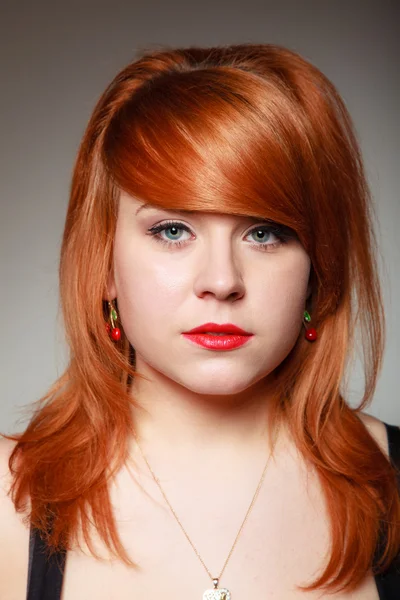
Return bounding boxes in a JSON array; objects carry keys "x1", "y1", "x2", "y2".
[{"x1": 0, "y1": 43, "x2": 399, "y2": 599}]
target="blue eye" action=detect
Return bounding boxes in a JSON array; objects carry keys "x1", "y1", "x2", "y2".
[
  {"x1": 147, "y1": 220, "x2": 292, "y2": 252},
  {"x1": 163, "y1": 225, "x2": 189, "y2": 241},
  {"x1": 148, "y1": 222, "x2": 192, "y2": 245},
  {"x1": 249, "y1": 228, "x2": 274, "y2": 243}
]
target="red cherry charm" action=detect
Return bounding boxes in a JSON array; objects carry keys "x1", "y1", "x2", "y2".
[
  {"x1": 305, "y1": 327, "x2": 317, "y2": 341},
  {"x1": 111, "y1": 327, "x2": 121, "y2": 341},
  {"x1": 105, "y1": 323, "x2": 111, "y2": 334}
]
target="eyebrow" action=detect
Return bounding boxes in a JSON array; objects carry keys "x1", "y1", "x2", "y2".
[
  {"x1": 134, "y1": 203, "x2": 286, "y2": 228},
  {"x1": 135, "y1": 203, "x2": 152, "y2": 216},
  {"x1": 135, "y1": 203, "x2": 196, "y2": 216}
]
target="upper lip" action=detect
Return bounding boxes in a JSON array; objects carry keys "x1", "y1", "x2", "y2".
[{"x1": 183, "y1": 322, "x2": 253, "y2": 335}]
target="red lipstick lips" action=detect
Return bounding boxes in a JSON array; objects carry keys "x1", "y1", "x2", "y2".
[{"x1": 182, "y1": 322, "x2": 253, "y2": 350}]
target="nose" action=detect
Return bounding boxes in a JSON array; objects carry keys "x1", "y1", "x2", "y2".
[{"x1": 192, "y1": 237, "x2": 245, "y2": 302}]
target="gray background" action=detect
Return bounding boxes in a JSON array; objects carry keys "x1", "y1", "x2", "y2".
[{"x1": 0, "y1": 0, "x2": 398, "y2": 433}]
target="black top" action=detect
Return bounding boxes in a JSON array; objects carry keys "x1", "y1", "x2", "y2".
[{"x1": 26, "y1": 422, "x2": 400, "y2": 600}]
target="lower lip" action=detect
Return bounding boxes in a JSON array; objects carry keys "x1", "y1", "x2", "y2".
[{"x1": 182, "y1": 333, "x2": 253, "y2": 350}]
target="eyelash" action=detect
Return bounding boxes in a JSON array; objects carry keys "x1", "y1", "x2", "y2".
[{"x1": 147, "y1": 220, "x2": 292, "y2": 252}]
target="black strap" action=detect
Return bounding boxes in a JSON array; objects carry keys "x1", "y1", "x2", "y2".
[
  {"x1": 26, "y1": 526, "x2": 65, "y2": 600},
  {"x1": 386, "y1": 422, "x2": 400, "y2": 478},
  {"x1": 374, "y1": 422, "x2": 400, "y2": 599}
]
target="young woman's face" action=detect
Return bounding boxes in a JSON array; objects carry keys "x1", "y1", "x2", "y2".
[{"x1": 108, "y1": 191, "x2": 312, "y2": 396}]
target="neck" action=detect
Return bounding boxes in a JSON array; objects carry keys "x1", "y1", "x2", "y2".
[{"x1": 129, "y1": 361, "x2": 282, "y2": 464}]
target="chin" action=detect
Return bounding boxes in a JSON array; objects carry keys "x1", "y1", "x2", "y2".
[{"x1": 174, "y1": 370, "x2": 267, "y2": 397}]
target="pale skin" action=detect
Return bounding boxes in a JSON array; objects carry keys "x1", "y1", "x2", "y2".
[{"x1": 0, "y1": 190, "x2": 390, "y2": 598}]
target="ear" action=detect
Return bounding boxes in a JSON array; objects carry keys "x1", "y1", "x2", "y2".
[
  {"x1": 306, "y1": 264, "x2": 314, "y2": 300},
  {"x1": 104, "y1": 268, "x2": 117, "y2": 301}
]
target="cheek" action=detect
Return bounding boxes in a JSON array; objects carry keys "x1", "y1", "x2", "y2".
[
  {"x1": 112, "y1": 242, "x2": 188, "y2": 334},
  {"x1": 256, "y1": 248, "x2": 310, "y2": 301},
  {"x1": 251, "y1": 253, "x2": 311, "y2": 343}
]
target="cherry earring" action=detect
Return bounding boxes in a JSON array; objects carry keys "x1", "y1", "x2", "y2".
[
  {"x1": 303, "y1": 310, "x2": 317, "y2": 341},
  {"x1": 106, "y1": 300, "x2": 121, "y2": 341}
]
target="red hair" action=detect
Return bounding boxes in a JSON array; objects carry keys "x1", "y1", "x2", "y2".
[{"x1": 5, "y1": 43, "x2": 400, "y2": 594}]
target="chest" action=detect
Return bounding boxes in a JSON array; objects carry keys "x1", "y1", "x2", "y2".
[{"x1": 61, "y1": 454, "x2": 380, "y2": 600}]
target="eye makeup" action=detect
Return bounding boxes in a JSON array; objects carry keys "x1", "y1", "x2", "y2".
[{"x1": 146, "y1": 219, "x2": 295, "y2": 253}]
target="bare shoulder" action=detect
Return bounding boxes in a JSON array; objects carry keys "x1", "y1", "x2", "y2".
[
  {"x1": 0, "y1": 436, "x2": 30, "y2": 598},
  {"x1": 0, "y1": 435, "x2": 20, "y2": 515},
  {"x1": 357, "y1": 411, "x2": 391, "y2": 458}
]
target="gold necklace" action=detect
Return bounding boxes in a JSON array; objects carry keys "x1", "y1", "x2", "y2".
[{"x1": 134, "y1": 434, "x2": 273, "y2": 600}]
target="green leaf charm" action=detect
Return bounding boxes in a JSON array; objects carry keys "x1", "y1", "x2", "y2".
[{"x1": 304, "y1": 310, "x2": 311, "y2": 322}]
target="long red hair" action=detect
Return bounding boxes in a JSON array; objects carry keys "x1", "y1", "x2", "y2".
[{"x1": 5, "y1": 43, "x2": 400, "y2": 594}]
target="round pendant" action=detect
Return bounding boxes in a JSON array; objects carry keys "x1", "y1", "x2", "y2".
[{"x1": 203, "y1": 588, "x2": 231, "y2": 600}]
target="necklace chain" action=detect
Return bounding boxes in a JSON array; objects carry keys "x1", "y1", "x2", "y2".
[{"x1": 134, "y1": 434, "x2": 273, "y2": 586}]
